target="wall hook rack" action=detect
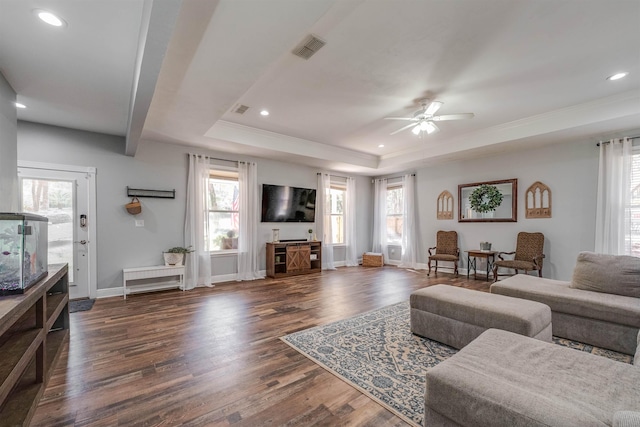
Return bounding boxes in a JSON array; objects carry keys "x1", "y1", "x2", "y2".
[{"x1": 126, "y1": 187, "x2": 175, "y2": 199}]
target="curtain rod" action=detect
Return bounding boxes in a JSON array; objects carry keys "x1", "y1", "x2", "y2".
[
  {"x1": 189, "y1": 153, "x2": 245, "y2": 163},
  {"x1": 371, "y1": 173, "x2": 415, "y2": 183},
  {"x1": 317, "y1": 172, "x2": 353, "y2": 180},
  {"x1": 596, "y1": 135, "x2": 640, "y2": 146}
]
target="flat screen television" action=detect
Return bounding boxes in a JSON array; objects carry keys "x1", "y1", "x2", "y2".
[{"x1": 261, "y1": 184, "x2": 316, "y2": 222}]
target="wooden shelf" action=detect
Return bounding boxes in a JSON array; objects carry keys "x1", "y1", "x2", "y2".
[
  {"x1": 0, "y1": 328, "x2": 44, "y2": 405},
  {"x1": 0, "y1": 382, "x2": 44, "y2": 427},
  {"x1": 266, "y1": 241, "x2": 322, "y2": 278},
  {"x1": 0, "y1": 264, "x2": 69, "y2": 427},
  {"x1": 46, "y1": 293, "x2": 68, "y2": 331}
]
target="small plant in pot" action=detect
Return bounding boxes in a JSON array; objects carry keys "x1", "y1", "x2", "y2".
[{"x1": 163, "y1": 246, "x2": 194, "y2": 266}]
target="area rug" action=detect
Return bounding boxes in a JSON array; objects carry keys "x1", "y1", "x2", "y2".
[
  {"x1": 280, "y1": 301, "x2": 633, "y2": 427},
  {"x1": 69, "y1": 298, "x2": 95, "y2": 313}
]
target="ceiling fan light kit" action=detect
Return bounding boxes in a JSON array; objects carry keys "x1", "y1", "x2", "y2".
[{"x1": 386, "y1": 98, "x2": 474, "y2": 137}]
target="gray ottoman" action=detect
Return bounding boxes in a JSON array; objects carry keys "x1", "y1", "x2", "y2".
[{"x1": 410, "y1": 284, "x2": 552, "y2": 349}]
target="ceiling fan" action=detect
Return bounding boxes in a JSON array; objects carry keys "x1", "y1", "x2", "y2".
[{"x1": 385, "y1": 99, "x2": 474, "y2": 136}]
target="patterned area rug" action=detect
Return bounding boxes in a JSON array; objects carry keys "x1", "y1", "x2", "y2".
[{"x1": 281, "y1": 301, "x2": 633, "y2": 427}]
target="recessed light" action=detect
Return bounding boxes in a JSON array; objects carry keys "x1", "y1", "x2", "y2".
[
  {"x1": 378, "y1": 144, "x2": 384, "y2": 148},
  {"x1": 33, "y1": 9, "x2": 67, "y2": 27},
  {"x1": 15, "y1": 102, "x2": 26, "y2": 109},
  {"x1": 260, "y1": 110, "x2": 269, "y2": 116},
  {"x1": 607, "y1": 72, "x2": 628, "y2": 81}
]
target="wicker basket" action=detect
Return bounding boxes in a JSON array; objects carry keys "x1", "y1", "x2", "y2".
[
  {"x1": 362, "y1": 252, "x2": 384, "y2": 267},
  {"x1": 125, "y1": 197, "x2": 142, "y2": 215}
]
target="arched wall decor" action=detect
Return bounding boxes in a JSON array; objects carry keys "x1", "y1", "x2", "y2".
[
  {"x1": 526, "y1": 181, "x2": 552, "y2": 218},
  {"x1": 437, "y1": 190, "x2": 454, "y2": 220}
]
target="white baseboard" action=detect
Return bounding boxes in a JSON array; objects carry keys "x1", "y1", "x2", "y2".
[
  {"x1": 97, "y1": 270, "x2": 272, "y2": 298},
  {"x1": 96, "y1": 287, "x2": 125, "y2": 299},
  {"x1": 97, "y1": 265, "x2": 494, "y2": 299}
]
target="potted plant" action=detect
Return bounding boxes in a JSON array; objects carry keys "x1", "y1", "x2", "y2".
[
  {"x1": 308, "y1": 228, "x2": 314, "y2": 241},
  {"x1": 163, "y1": 246, "x2": 193, "y2": 266},
  {"x1": 222, "y1": 230, "x2": 238, "y2": 250}
]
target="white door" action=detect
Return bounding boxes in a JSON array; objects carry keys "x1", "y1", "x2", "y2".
[{"x1": 18, "y1": 163, "x2": 97, "y2": 299}]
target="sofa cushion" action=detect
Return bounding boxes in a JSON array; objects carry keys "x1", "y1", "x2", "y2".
[
  {"x1": 491, "y1": 275, "x2": 640, "y2": 328},
  {"x1": 633, "y1": 331, "x2": 640, "y2": 367},
  {"x1": 570, "y1": 251, "x2": 640, "y2": 298},
  {"x1": 425, "y1": 329, "x2": 640, "y2": 427}
]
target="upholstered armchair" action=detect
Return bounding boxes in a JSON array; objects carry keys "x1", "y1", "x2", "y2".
[
  {"x1": 492, "y1": 232, "x2": 545, "y2": 282},
  {"x1": 428, "y1": 231, "x2": 459, "y2": 276}
]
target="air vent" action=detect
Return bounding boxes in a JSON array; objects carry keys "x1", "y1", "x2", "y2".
[
  {"x1": 234, "y1": 104, "x2": 250, "y2": 114},
  {"x1": 292, "y1": 34, "x2": 326, "y2": 60}
]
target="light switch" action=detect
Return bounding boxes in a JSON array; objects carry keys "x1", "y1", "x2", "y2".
[{"x1": 135, "y1": 220, "x2": 144, "y2": 227}]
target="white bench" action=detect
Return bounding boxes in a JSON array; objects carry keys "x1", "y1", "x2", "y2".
[{"x1": 122, "y1": 265, "x2": 184, "y2": 299}]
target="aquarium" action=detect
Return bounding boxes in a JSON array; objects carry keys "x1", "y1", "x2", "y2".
[{"x1": 0, "y1": 213, "x2": 48, "y2": 296}]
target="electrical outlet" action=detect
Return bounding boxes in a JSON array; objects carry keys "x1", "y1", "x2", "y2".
[{"x1": 135, "y1": 220, "x2": 144, "y2": 227}]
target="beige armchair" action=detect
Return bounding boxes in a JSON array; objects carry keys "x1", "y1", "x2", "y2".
[
  {"x1": 492, "y1": 232, "x2": 545, "y2": 282},
  {"x1": 428, "y1": 231, "x2": 459, "y2": 276}
]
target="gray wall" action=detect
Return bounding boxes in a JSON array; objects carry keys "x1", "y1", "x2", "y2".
[
  {"x1": 0, "y1": 72, "x2": 18, "y2": 212},
  {"x1": 17, "y1": 119, "x2": 599, "y2": 290},
  {"x1": 403, "y1": 139, "x2": 598, "y2": 280},
  {"x1": 17, "y1": 121, "x2": 372, "y2": 292}
]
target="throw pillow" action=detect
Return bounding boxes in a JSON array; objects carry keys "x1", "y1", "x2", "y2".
[{"x1": 570, "y1": 252, "x2": 640, "y2": 298}]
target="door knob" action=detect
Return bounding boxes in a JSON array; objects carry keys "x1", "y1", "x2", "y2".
[{"x1": 74, "y1": 240, "x2": 88, "y2": 245}]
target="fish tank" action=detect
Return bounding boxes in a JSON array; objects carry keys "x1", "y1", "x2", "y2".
[{"x1": 0, "y1": 213, "x2": 48, "y2": 296}]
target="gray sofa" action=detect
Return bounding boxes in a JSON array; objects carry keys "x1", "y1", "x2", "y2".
[
  {"x1": 424, "y1": 329, "x2": 640, "y2": 427},
  {"x1": 490, "y1": 252, "x2": 640, "y2": 355}
]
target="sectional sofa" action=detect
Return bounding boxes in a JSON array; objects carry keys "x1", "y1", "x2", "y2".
[{"x1": 423, "y1": 252, "x2": 640, "y2": 427}]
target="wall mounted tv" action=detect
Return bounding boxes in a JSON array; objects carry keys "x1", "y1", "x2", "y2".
[{"x1": 261, "y1": 184, "x2": 316, "y2": 222}]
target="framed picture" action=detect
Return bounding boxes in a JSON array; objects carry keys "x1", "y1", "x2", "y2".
[{"x1": 458, "y1": 179, "x2": 517, "y2": 222}]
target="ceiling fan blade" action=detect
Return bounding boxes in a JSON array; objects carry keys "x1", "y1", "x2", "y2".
[
  {"x1": 424, "y1": 101, "x2": 443, "y2": 115},
  {"x1": 390, "y1": 122, "x2": 418, "y2": 135},
  {"x1": 428, "y1": 122, "x2": 440, "y2": 134},
  {"x1": 384, "y1": 117, "x2": 416, "y2": 121},
  {"x1": 431, "y1": 113, "x2": 474, "y2": 121}
]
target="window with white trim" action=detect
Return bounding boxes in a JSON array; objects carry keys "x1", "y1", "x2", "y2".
[
  {"x1": 629, "y1": 145, "x2": 640, "y2": 257},
  {"x1": 386, "y1": 184, "x2": 403, "y2": 244},
  {"x1": 207, "y1": 169, "x2": 239, "y2": 251},
  {"x1": 329, "y1": 184, "x2": 345, "y2": 244}
]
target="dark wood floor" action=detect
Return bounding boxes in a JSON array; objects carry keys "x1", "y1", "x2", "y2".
[{"x1": 32, "y1": 266, "x2": 491, "y2": 427}]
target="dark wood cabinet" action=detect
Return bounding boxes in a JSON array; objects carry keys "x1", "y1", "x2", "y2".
[
  {"x1": 0, "y1": 264, "x2": 69, "y2": 426},
  {"x1": 266, "y1": 241, "x2": 321, "y2": 278}
]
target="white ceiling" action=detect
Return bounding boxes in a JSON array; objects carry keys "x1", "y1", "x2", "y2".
[{"x1": 2, "y1": 0, "x2": 639, "y2": 175}]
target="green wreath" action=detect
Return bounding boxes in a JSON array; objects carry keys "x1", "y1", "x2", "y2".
[{"x1": 469, "y1": 184, "x2": 503, "y2": 213}]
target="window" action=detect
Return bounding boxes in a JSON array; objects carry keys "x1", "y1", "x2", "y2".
[
  {"x1": 329, "y1": 185, "x2": 345, "y2": 244},
  {"x1": 629, "y1": 146, "x2": 640, "y2": 257},
  {"x1": 386, "y1": 185, "x2": 403, "y2": 244},
  {"x1": 207, "y1": 170, "x2": 239, "y2": 251}
]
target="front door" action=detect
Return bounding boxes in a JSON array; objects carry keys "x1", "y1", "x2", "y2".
[{"x1": 18, "y1": 163, "x2": 96, "y2": 299}]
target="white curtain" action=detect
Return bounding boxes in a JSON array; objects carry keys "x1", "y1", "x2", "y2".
[
  {"x1": 595, "y1": 138, "x2": 633, "y2": 255},
  {"x1": 184, "y1": 154, "x2": 212, "y2": 289},
  {"x1": 317, "y1": 172, "x2": 335, "y2": 270},
  {"x1": 237, "y1": 161, "x2": 263, "y2": 280},
  {"x1": 372, "y1": 178, "x2": 388, "y2": 256},
  {"x1": 344, "y1": 177, "x2": 358, "y2": 266},
  {"x1": 399, "y1": 174, "x2": 418, "y2": 268}
]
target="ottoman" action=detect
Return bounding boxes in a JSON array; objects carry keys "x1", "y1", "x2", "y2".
[{"x1": 410, "y1": 284, "x2": 551, "y2": 349}]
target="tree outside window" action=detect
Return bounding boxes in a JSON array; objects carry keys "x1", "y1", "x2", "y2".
[
  {"x1": 207, "y1": 171, "x2": 239, "y2": 251},
  {"x1": 386, "y1": 185, "x2": 403, "y2": 244},
  {"x1": 329, "y1": 186, "x2": 345, "y2": 244}
]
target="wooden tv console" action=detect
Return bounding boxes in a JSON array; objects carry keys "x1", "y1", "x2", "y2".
[
  {"x1": 0, "y1": 263, "x2": 69, "y2": 426},
  {"x1": 266, "y1": 241, "x2": 322, "y2": 278}
]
